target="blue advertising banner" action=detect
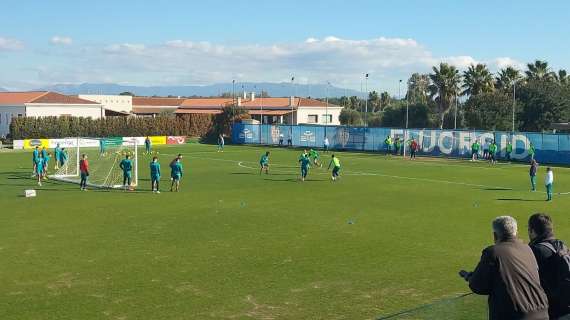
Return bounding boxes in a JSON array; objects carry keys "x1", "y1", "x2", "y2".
[{"x1": 232, "y1": 124, "x2": 570, "y2": 165}]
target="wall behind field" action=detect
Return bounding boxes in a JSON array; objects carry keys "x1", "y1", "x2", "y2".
[{"x1": 232, "y1": 123, "x2": 570, "y2": 165}]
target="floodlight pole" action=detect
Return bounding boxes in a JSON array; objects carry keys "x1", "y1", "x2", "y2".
[
  {"x1": 512, "y1": 80, "x2": 516, "y2": 132},
  {"x1": 364, "y1": 73, "x2": 369, "y2": 127},
  {"x1": 232, "y1": 79, "x2": 235, "y2": 105},
  {"x1": 454, "y1": 94, "x2": 458, "y2": 130},
  {"x1": 325, "y1": 81, "x2": 330, "y2": 137}
]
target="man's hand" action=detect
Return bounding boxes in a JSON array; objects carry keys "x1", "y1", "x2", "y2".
[{"x1": 459, "y1": 270, "x2": 472, "y2": 281}]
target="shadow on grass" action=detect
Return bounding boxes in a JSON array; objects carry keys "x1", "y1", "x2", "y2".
[
  {"x1": 483, "y1": 187, "x2": 513, "y2": 191},
  {"x1": 497, "y1": 198, "x2": 545, "y2": 202}
]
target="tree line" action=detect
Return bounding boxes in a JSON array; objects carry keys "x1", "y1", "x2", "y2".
[
  {"x1": 9, "y1": 114, "x2": 214, "y2": 140},
  {"x1": 335, "y1": 60, "x2": 570, "y2": 132}
]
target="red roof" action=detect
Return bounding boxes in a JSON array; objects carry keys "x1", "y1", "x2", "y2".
[
  {"x1": 180, "y1": 98, "x2": 233, "y2": 108},
  {"x1": 0, "y1": 91, "x2": 100, "y2": 105},
  {"x1": 132, "y1": 97, "x2": 185, "y2": 107}
]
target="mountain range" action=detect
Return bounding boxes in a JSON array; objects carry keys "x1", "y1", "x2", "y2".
[{"x1": 36, "y1": 82, "x2": 361, "y2": 98}]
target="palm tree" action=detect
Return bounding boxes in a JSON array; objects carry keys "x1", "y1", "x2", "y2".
[
  {"x1": 495, "y1": 67, "x2": 523, "y2": 93},
  {"x1": 525, "y1": 60, "x2": 554, "y2": 81},
  {"x1": 406, "y1": 73, "x2": 430, "y2": 104},
  {"x1": 339, "y1": 96, "x2": 350, "y2": 108},
  {"x1": 368, "y1": 91, "x2": 381, "y2": 112},
  {"x1": 429, "y1": 63, "x2": 461, "y2": 129},
  {"x1": 554, "y1": 69, "x2": 569, "y2": 85},
  {"x1": 380, "y1": 91, "x2": 391, "y2": 109},
  {"x1": 461, "y1": 64, "x2": 494, "y2": 96}
]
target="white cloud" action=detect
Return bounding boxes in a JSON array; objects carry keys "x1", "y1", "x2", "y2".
[
  {"x1": 493, "y1": 57, "x2": 524, "y2": 70},
  {"x1": 1, "y1": 36, "x2": 534, "y2": 92},
  {"x1": 50, "y1": 36, "x2": 73, "y2": 46},
  {"x1": 0, "y1": 37, "x2": 24, "y2": 51}
]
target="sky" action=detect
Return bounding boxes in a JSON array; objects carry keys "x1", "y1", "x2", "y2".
[{"x1": 1, "y1": 0, "x2": 569, "y2": 94}]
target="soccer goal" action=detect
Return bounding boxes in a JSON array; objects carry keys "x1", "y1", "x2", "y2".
[{"x1": 50, "y1": 137, "x2": 138, "y2": 189}]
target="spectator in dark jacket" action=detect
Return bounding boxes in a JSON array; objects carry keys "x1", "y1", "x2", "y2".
[
  {"x1": 460, "y1": 216, "x2": 549, "y2": 320},
  {"x1": 528, "y1": 213, "x2": 570, "y2": 319}
]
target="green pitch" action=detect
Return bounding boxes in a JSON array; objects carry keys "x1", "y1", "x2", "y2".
[{"x1": 1, "y1": 144, "x2": 569, "y2": 319}]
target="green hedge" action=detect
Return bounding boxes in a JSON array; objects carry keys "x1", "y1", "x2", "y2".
[{"x1": 9, "y1": 114, "x2": 214, "y2": 140}]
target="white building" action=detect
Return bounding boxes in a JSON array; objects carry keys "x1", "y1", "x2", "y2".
[
  {"x1": 78, "y1": 94, "x2": 132, "y2": 115},
  {"x1": 0, "y1": 91, "x2": 103, "y2": 137},
  {"x1": 175, "y1": 94, "x2": 343, "y2": 125},
  {"x1": 132, "y1": 97, "x2": 186, "y2": 117}
]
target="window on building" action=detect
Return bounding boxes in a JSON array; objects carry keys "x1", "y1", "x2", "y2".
[
  {"x1": 307, "y1": 115, "x2": 318, "y2": 123},
  {"x1": 17, "y1": 114, "x2": 23, "y2": 117},
  {"x1": 322, "y1": 114, "x2": 332, "y2": 124}
]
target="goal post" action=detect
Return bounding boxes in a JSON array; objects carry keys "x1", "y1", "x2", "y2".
[{"x1": 49, "y1": 137, "x2": 138, "y2": 189}]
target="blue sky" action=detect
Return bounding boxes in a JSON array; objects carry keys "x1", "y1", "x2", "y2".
[{"x1": 1, "y1": 0, "x2": 569, "y2": 93}]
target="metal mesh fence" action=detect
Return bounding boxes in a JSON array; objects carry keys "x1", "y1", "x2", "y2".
[{"x1": 233, "y1": 124, "x2": 570, "y2": 164}]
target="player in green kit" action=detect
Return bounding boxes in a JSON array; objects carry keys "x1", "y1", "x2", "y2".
[
  {"x1": 299, "y1": 154, "x2": 311, "y2": 182},
  {"x1": 32, "y1": 146, "x2": 40, "y2": 176},
  {"x1": 170, "y1": 157, "x2": 183, "y2": 192},
  {"x1": 327, "y1": 154, "x2": 341, "y2": 181},
  {"x1": 54, "y1": 143, "x2": 61, "y2": 170},
  {"x1": 119, "y1": 154, "x2": 133, "y2": 190},
  {"x1": 384, "y1": 136, "x2": 393, "y2": 155},
  {"x1": 309, "y1": 149, "x2": 322, "y2": 167},
  {"x1": 34, "y1": 153, "x2": 45, "y2": 186},
  {"x1": 394, "y1": 138, "x2": 402, "y2": 156},
  {"x1": 42, "y1": 152, "x2": 51, "y2": 179},
  {"x1": 471, "y1": 140, "x2": 480, "y2": 161},
  {"x1": 259, "y1": 151, "x2": 270, "y2": 175},
  {"x1": 505, "y1": 141, "x2": 513, "y2": 161},
  {"x1": 99, "y1": 139, "x2": 106, "y2": 156},
  {"x1": 150, "y1": 156, "x2": 161, "y2": 193},
  {"x1": 488, "y1": 141, "x2": 498, "y2": 165},
  {"x1": 144, "y1": 137, "x2": 152, "y2": 155}
]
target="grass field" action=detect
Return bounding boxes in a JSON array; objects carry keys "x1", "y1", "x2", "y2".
[{"x1": 1, "y1": 144, "x2": 569, "y2": 320}]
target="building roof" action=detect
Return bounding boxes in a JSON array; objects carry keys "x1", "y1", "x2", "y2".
[
  {"x1": 132, "y1": 106, "x2": 178, "y2": 114},
  {"x1": 132, "y1": 97, "x2": 186, "y2": 107},
  {"x1": 0, "y1": 91, "x2": 100, "y2": 106},
  {"x1": 179, "y1": 98, "x2": 233, "y2": 108},
  {"x1": 177, "y1": 97, "x2": 338, "y2": 111}
]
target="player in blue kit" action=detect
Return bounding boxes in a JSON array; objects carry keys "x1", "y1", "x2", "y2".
[
  {"x1": 119, "y1": 154, "x2": 133, "y2": 190},
  {"x1": 150, "y1": 156, "x2": 161, "y2": 193}
]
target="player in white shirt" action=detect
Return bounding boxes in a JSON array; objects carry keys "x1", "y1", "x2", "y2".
[{"x1": 545, "y1": 167, "x2": 554, "y2": 201}]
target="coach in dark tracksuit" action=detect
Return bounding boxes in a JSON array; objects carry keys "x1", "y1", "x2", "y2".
[
  {"x1": 460, "y1": 216, "x2": 549, "y2": 320},
  {"x1": 528, "y1": 213, "x2": 570, "y2": 319}
]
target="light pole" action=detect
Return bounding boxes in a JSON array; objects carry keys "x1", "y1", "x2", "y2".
[
  {"x1": 325, "y1": 81, "x2": 330, "y2": 138},
  {"x1": 398, "y1": 79, "x2": 402, "y2": 100},
  {"x1": 232, "y1": 79, "x2": 235, "y2": 105},
  {"x1": 512, "y1": 80, "x2": 517, "y2": 132},
  {"x1": 454, "y1": 94, "x2": 458, "y2": 130},
  {"x1": 364, "y1": 73, "x2": 369, "y2": 127}
]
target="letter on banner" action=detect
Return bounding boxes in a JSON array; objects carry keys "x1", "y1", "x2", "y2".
[
  {"x1": 499, "y1": 133, "x2": 508, "y2": 157},
  {"x1": 438, "y1": 131, "x2": 453, "y2": 154},
  {"x1": 458, "y1": 131, "x2": 473, "y2": 156},
  {"x1": 512, "y1": 134, "x2": 529, "y2": 160},
  {"x1": 478, "y1": 132, "x2": 494, "y2": 148},
  {"x1": 422, "y1": 130, "x2": 437, "y2": 152}
]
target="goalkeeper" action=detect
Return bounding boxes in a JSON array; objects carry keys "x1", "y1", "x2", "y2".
[{"x1": 119, "y1": 154, "x2": 133, "y2": 190}]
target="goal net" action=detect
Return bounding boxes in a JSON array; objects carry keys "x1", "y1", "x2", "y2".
[{"x1": 50, "y1": 138, "x2": 138, "y2": 189}]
